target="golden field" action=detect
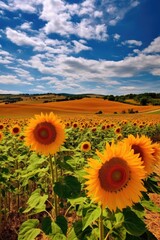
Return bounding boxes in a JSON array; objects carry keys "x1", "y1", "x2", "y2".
[
  {"x1": 0, "y1": 97, "x2": 160, "y2": 118},
  {"x1": 0, "y1": 97, "x2": 160, "y2": 240}
]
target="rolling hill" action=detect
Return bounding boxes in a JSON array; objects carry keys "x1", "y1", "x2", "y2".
[{"x1": 0, "y1": 97, "x2": 159, "y2": 118}]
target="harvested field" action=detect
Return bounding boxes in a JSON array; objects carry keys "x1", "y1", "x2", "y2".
[{"x1": 0, "y1": 98, "x2": 159, "y2": 118}]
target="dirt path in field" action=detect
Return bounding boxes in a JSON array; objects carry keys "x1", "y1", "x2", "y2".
[{"x1": 143, "y1": 108, "x2": 160, "y2": 113}]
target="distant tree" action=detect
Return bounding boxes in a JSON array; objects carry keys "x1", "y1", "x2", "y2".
[
  {"x1": 108, "y1": 95, "x2": 115, "y2": 101},
  {"x1": 140, "y1": 97, "x2": 148, "y2": 106},
  {"x1": 95, "y1": 110, "x2": 103, "y2": 114},
  {"x1": 121, "y1": 110, "x2": 126, "y2": 114}
]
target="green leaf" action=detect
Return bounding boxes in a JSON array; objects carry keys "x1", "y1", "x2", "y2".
[
  {"x1": 18, "y1": 219, "x2": 41, "y2": 240},
  {"x1": 115, "y1": 212, "x2": 124, "y2": 225},
  {"x1": 112, "y1": 226, "x2": 126, "y2": 240},
  {"x1": 88, "y1": 227, "x2": 99, "y2": 240},
  {"x1": 68, "y1": 197, "x2": 87, "y2": 206},
  {"x1": 49, "y1": 233, "x2": 67, "y2": 240},
  {"x1": 123, "y1": 208, "x2": 146, "y2": 236},
  {"x1": 57, "y1": 159, "x2": 74, "y2": 171},
  {"x1": 67, "y1": 227, "x2": 78, "y2": 240},
  {"x1": 23, "y1": 188, "x2": 48, "y2": 214},
  {"x1": 54, "y1": 175, "x2": 81, "y2": 199},
  {"x1": 141, "y1": 200, "x2": 160, "y2": 212},
  {"x1": 131, "y1": 203, "x2": 145, "y2": 218},
  {"x1": 72, "y1": 220, "x2": 92, "y2": 239},
  {"x1": 82, "y1": 206, "x2": 101, "y2": 231},
  {"x1": 48, "y1": 221, "x2": 67, "y2": 240},
  {"x1": 125, "y1": 233, "x2": 141, "y2": 240},
  {"x1": 144, "y1": 176, "x2": 160, "y2": 194},
  {"x1": 56, "y1": 215, "x2": 68, "y2": 235},
  {"x1": 41, "y1": 217, "x2": 52, "y2": 235}
]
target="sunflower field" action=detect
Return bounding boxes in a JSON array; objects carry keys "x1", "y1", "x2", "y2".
[{"x1": 0, "y1": 112, "x2": 160, "y2": 240}]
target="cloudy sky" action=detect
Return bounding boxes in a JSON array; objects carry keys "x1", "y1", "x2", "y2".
[{"x1": 0, "y1": 0, "x2": 160, "y2": 95}]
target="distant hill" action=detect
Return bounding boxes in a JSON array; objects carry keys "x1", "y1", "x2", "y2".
[
  {"x1": 0, "y1": 92, "x2": 159, "y2": 106},
  {"x1": 0, "y1": 97, "x2": 160, "y2": 118}
]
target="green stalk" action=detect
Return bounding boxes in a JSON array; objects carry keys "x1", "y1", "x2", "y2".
[
  {"x1": 15, "y1": 158, "x2": 20, "y2": 211},
  {"x1": 0, "y1": 189, "x2": 2, "y2": 234},
  {"x1": 54, "y1": 156, "x2": 59, "y2": 216},
  {"x1": 49, "y1": 155, "x2": 58, "y2": 218},
  {"x1": 99, "y1": 206, "x2": 104, "y2": 240}
]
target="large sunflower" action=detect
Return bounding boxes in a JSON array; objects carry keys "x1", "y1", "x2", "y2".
[
  {"x1": 123, "y1": 135, "x2": 155, "y2": 176},
  {"x1": 84, "y1": 141, "x2": 146, "y2": 211},
  {"x1": 24, "y1": 112, "x2": 65, "y2": 155}
]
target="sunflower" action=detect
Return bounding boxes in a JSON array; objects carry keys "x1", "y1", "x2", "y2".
[
  {"x1": 151, "y1": 142, "x2": 160, "y2": 163},
  {"x1": 84, "y1": 141, "x2": 146, "y2": 211},
  {"x1": 123, "y1": 134, "x2": 155, "y2": 176},
  {"x1": 11, "y1": 125, "x2": 21, "y2": 135},
  {"x1": 0, "y1": 124, "x2": 4, "y2": 130},
  {"x1": 81, "y1": 141, "x2": 91, "y2": 152},
  {"x1": 72, "y1": 122, "x2": 78, "y2": 128},
  {"x1": 151, "y1": 142, "x2": 160, "y2": 173},
  {"x1": 19, "y1": 135, "x2": 25, "y2": 141},
  {"x1": 117, "y1": 133, "x2": 123, "y2": 141},
  {"x1": 115, "y1": 127, "x2": 121, "y2": 134},
  {"x1": 24, "y1": 112, "x2": 65, "y2": 155}
]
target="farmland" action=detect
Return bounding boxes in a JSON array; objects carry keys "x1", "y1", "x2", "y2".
[
  {"x1": 0, "y1": 97, "x2": 160, "y2": 118},
  {"x1": 0, "y1": 96, "x2": 160, "y2": 240}
]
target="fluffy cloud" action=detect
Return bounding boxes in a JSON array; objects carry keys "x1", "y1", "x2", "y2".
[
  {"x1": 0, "y1": 75, "x2": 32, "y2": 85},
  {"x1": 0, "y1": 0, "x2": 37, "y2": 13},
  {"x1": 0, "y1": 89, "x2": 21, "y2": 94},
  {"x1": 143, "y1": 36, "x2": 160, "y2": 54},
  {"x1": 0, "y1": 0, "x2": 159, "y2": 95},
  {"x1": 6, "y1": 28, "x2": 40, "y2": 46},
  {"x1": 122, "y1": 40, "x2": 142, "y2": 47},
  {"x1": 5, "y1": 27, "x2": 92, "y2": 54}
]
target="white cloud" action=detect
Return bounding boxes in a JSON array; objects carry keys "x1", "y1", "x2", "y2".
[
  {"x1": 143, "y1": 36, "x2": 160, "y2": 54},
  {"x1": 113, "y1": 33, "x2": 120, "y2": 40},
  {"x1": 9, "y1": 67, "x2": 34, "y2": 81},
  {"x1": 0, "y1": 75, "x2": 32, "y2": 85},
  {"x1": 39, "y1": 0, "x2": 108, "y2": 40},
  {"x1": 119, "y1": 86, "x2": 137, "y2": 91},
  {"x1": 5, "y1": 27, "x2": 92, "y2": 54},
  {"x1": 94, "y1": 11, "x2": 103, "y2": 18},
  {"x1": 0, "y1": 49, "x2": 14, "y2": 64},
  {"x1": 20, "y1": 22, "x2": 32, "y2": 30},
  {"x1": 0, "y1": 1, "x2": 10, "y2": 10},
  {"x1": 0, "y1": 89, "x2": 21, "y2": 94},
  {"x1": 2, "y1": 0, "x2": 140, "y2": 42},
  {"x1": 122, "y1": 40, "x2": 142, "y2": 47},
  {"x1": 106, "y1": 0, "x2": 140, "y2": 26},
  {"x1": 6, "y1": 28, "x2": 39, "y2": 46},
  {"x1": 0, "y1": 0, "x2": 37, "y2": 13},
  {"x1": 15, "y1": 33, "x2": 160, "y2": 89},
  {"x1": 72, "y1": 40, "x2": 92, "y2": 53}
]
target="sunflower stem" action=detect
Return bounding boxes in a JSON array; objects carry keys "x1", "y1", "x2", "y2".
[
  {"x1": 99, "y1": 206, "x2": 104, "y2": 240},
  {"x1": 53, "y1": 155, "x2": 59, "y2": 217},
  {"x1": 0, "y1": 189, "x2": 2, "y2": 234},
  {"x1": 49, "y1": 155, "x2": 58, "y2": 219}
]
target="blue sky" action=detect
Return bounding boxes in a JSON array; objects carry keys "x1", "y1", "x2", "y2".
[{"x1": 0, "y1": 0, "x2": 160, "y2": 95}]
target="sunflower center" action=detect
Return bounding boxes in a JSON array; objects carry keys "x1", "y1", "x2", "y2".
[
  {"x1": 83, "y1": 144, "x2": 89, "y2": 149},
  {"x1": 39, "y1": 128, "x2": 49, "y2": 138},
  {"x1": 112, "y1": 170, "x2": 123, "y2": 182},
  {"x1": 99, "y1": 157, "x2": 130, "y2": 192},
  {"x1": 33, "y1": 122, "x2": 57, "y2": 145},
  {"x1": 132, "y1": 144, "x2": 143, "y2": 159},
  {"x1": 13, "y1": 127, "x2": 19, "y2": 133}
]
